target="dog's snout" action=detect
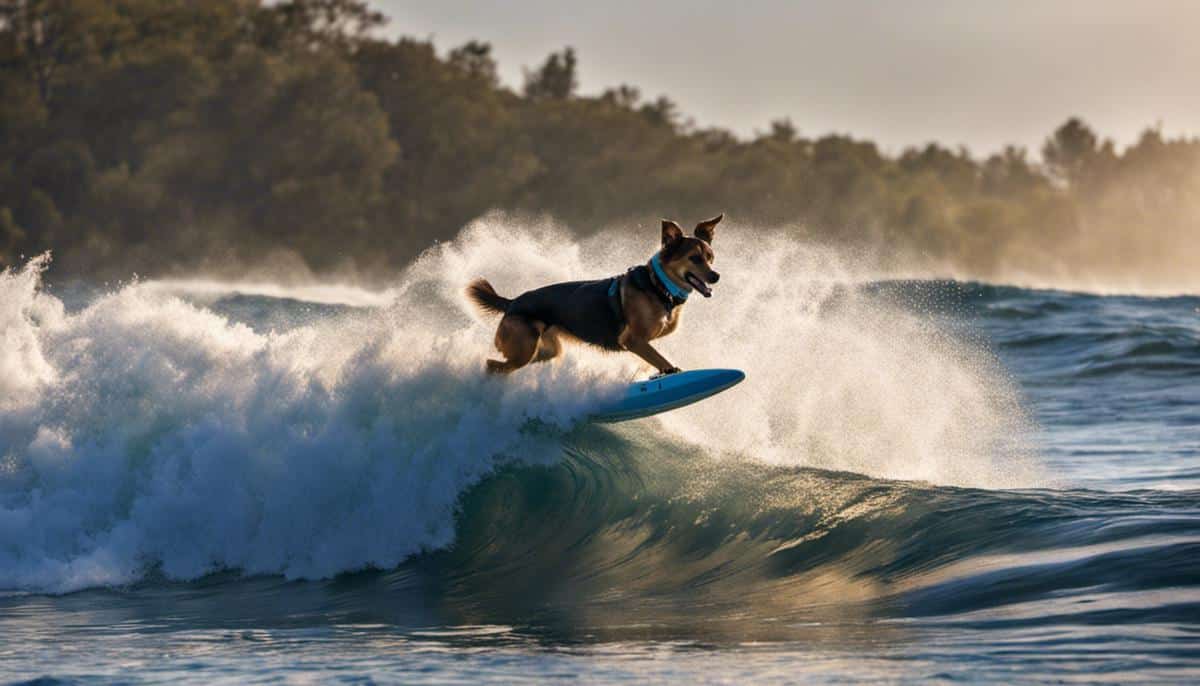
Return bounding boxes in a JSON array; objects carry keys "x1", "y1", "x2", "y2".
[{"x1": 709, "y1": 271, "x2": 720, "y2": 284}]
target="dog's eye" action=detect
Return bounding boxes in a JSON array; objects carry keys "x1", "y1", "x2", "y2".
[{"x1": 690, "y1": 255, "x2": 705, "y2": 265}]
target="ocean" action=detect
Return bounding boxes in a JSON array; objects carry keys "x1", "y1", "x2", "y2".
[{"x1": 2, "y1": 223, "x2": 1198, "y2": 683}]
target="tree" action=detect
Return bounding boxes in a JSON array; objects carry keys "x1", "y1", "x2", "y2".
[
  {"x1": 447, "y1": 40, "x2": 497, "y2": 86},
  {"x1": 982, "y1": 146, "x2": 1040, "y2": 196},
  {"x1": 523, "y1": 47, "x2": 576, "y2": 100},
  {"x1": 601, "y1": 84, "x2": 640, "y2": 109},
  {"x1": 640, "y1": 95, "x2": 679, "y2": 129},
  {"x1": 0, "y1": 0, "x2": 119, "y2": 106},
  {"x1": 766, "y1": 118, "x2": 798, "y2": 143},
  {"x1": 268, "y1": 0, "x2": 386, "y2": 51},
  {"x1": 1042, "y1": 117, "x2": 1099, "y2": 187}
]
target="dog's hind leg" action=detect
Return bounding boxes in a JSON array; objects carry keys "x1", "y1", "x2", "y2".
[
  {"x1": 487, "y1": 314, "x2": 541, "y2": 373},
  {"x1": 533, "y1": 326, "x2": 563, "y2": 363}
]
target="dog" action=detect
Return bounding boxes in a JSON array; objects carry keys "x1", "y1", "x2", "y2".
[{"x1": 466, "y1": 215, "x2": 723, "y2": 375}]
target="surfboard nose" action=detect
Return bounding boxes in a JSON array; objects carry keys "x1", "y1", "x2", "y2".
[{"x1": 711, "y1": 368, "x2": 746, "y2": 389}]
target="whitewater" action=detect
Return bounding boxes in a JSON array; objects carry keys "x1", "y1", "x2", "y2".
[{"x1": 2, "y1": 218, "x2": 1198, "y2": 683}]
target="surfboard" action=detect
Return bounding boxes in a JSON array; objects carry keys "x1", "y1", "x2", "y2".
[{"x1": 590, "y1": 368, "x2": 746, "y2": 423}]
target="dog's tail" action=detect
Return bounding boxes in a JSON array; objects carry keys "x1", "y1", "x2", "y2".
[{"x1": 466, "y1": 278, "x2": 511, "y2": 315}]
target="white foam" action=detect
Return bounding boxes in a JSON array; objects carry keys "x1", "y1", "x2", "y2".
[
  {"x1": 0, "y1": 254, "x2": 61, "y2": 404},
  {"x1": 0, "y1": 244, "x2": 625, "y2": 593}
]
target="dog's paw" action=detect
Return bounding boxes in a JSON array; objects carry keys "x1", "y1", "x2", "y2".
[{"x1": 652, "y1": 367, "x2": 683, "y2": 378}]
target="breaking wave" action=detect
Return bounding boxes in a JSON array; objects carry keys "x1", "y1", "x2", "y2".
[{"x1": 1, "y1": 218, "x2": 1047, "y2": 593}]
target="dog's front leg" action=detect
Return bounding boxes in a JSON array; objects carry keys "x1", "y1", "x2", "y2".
[{"x1": 619, "y1": 330, "x2": 678, "y2": 374}]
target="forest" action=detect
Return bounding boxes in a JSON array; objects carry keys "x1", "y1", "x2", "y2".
[{"x1": 2, "y1": 0, "x2": 1198, "y2": 286}]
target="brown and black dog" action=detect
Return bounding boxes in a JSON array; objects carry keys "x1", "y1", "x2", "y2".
[{"x1": 467, "y1": 215, "x2": 723, "y2": 375}]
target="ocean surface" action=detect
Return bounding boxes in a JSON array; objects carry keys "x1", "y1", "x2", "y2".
[{"x1": 2, "y1": 226, "x2": 1198, "y2": 683}]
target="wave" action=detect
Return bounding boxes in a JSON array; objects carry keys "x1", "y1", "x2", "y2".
[
  {"x1": 867, "y1": 280, "x2": 1200, "y2": 383},
  {"x1": 1, "y1": 219, "x2": 1044, "y2": 593},
  {"x1": 420, "y1": 430, "x2": 1200, "y2": 630},
  {"x1": 138, "y1": 278, "x2": 402, "y2": 308}
]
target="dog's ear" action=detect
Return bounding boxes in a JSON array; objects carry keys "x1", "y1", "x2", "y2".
[
  {"x1": 694, "y1": 214, "x2": 722, "y2": 243},
  {"x1": 661, "y1": 220, "x2": 684, "y2": 246}
]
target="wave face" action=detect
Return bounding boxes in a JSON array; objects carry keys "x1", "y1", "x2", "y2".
[{"x1": 427, "y1": 430, "x2": 1200, "y2": 635}]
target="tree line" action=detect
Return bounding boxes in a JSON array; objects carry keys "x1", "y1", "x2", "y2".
[{"x1": 2, "y1": 0, "x2": 1197, "y2": 285}]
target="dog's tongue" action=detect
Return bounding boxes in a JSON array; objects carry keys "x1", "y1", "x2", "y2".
[{"x1": 685, "y1": 273, "x2": 713, "y2": 297}]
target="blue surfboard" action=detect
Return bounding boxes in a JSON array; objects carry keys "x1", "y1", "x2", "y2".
[{"x1": 590, "y1": 368, "x2": 745, "y2": 423}]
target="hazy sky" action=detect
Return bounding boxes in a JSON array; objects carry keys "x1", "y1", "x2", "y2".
[{"x1": 376, "y1": 0, "x2": 1200, "y2": 157}]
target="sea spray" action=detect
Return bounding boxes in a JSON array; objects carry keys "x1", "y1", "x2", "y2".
[
  {"x1": 0, "y1": 253, "x2": 60, "y2": 403},
  {"x1": 441, "y1": 216, "x2": 1041, "y2": 487},
  {"x1": 633, "y1": 232, "x2": 1042, "y2": 488}
]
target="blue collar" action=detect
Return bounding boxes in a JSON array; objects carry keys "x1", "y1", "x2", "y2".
[{"x1": 650, "y1": 253, "x2": 690, "y2": 302}]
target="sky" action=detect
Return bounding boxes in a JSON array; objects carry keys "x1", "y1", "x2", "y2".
[{"x1": 375, "y1": 0, "x2": 1200, "y2": 157}]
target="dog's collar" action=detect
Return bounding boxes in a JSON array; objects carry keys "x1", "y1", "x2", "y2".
[{"x1": 650, "y1": 253, "x2": 690, "y2": 303}]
